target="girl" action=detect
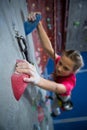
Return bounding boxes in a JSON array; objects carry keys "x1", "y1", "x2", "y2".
[{"x1": 16, "y1": 12, "x2": 84, "y2": 117}]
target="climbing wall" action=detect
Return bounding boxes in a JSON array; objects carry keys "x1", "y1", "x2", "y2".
[
  {"x1": 66, "y1": 0, "x2": 87, "y2": 51},
  {"x1": 26, "y1": 0, "x2": 68, "y2": 72},
  {"x1": 0, "y1": 0, "x2": 53, "y2": 130}
]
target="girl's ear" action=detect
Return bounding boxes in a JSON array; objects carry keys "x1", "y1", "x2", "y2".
[{"x1": 74, "y1": 69, "x2": 80, "y2": 73}]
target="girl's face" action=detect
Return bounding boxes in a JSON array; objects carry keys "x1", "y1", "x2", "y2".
[{"x1": 56, "y1": 55, "x2": 75, "y2": 76}]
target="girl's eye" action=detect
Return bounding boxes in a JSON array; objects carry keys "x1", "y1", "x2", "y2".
[{"x1": 64, "y1": 66, "x2": 69, "y2": 71}]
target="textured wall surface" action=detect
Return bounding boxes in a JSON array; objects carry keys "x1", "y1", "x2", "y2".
[
  {"x1": 0, "y1": 0, "x2": 53, "y2": 130},
  {"x1": 27, "y1": 0, "x2": 68, "y2": 71},
  {"x1": 66, "y1": 0, "x2": 87, "y2": 51}
]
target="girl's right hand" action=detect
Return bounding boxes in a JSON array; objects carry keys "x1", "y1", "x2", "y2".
[{"x1": 28, "y1": 12, "x2": 41, "y2": 21}]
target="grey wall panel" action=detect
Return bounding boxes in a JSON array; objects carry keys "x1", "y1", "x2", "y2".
[
  {"x1": 66, "y1": 0, "x2": 87, "y2": 51},
  {"x1": 0, "y1": 0, "x2": 53, "y2": 130},
  {"x1": 0, "y1": 0, "x2": 36, "y2": 129}
]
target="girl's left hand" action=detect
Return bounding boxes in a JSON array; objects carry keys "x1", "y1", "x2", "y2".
[{"x1": 16, "y1": 60, "x2": 40, "y2": 84}]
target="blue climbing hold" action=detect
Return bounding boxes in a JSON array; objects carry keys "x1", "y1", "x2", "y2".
[{"x1": 24, "y1": 14, "x2": 42, "y2": 35}]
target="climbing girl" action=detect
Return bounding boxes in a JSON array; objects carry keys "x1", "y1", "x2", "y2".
[{"x1": 16, "y1": 12, "x2": 84, "y2": 117}]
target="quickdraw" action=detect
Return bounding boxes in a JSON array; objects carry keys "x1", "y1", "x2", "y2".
[{"x1": 15, "y1": 32, "x2": 29, "y2": 61}]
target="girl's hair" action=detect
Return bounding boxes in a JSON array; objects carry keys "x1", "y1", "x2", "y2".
[{"x1": 62, "y1": 50, "x2": 84, "y2": 72}]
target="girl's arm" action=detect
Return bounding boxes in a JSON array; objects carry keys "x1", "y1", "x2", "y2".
[
  {"x1": 16, "y1": 61, "x2": 66, "y2": 94},
  {"x1": 37, "y1": 77, "x2": 66, "y2": 94},
  {"x1": 28, "y1": 12, "x2": 58, "y2": 60},
  {"x1": 37, "y1": 22, "x2": 58, "y2": 60}
]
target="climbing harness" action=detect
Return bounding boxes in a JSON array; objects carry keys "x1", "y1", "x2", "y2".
[{"x1": 56, "y1": 94, "x2": 73, "y2": 111}]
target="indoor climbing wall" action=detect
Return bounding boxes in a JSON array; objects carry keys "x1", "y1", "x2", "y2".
[
  {"x1": 26, "y1": 0, "x2": 68, "y2": 72},
  {"x1": 66, "y1": 0, "x2": 87, "y2": 51},
  {"x1": 52, "y1": 0, "x2": 87, "y2": 130},
  {"x1": 0, "y1": 0, "x2": 53, "y2": 130},
  {"x1": 27, "y1": 0, "x2": 54, "y2": 73}
]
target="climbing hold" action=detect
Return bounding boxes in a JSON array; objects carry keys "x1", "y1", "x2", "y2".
[
  {"x1": 47, "y1": 23, "x2": 52, "y2": 30},
  {"x1": 11, "y1": 60, "x2": 29, "y2": 101},
  {"x1": 24, "y1": 14, "x2": 42, "y2": 35},
  {"x1": 46, "y1": 18, "x2": 50, "y2": 22},
  {"x1": 32, "y1": 106, "x2": 37, "y2": 111},
  {"x1": 32, "y1": 98, "x2": 37, "y2": 111},
  {"x1": 32, "y1": 3, "x2": 35, "y2": 8},
  {"x1": 46, "y1": 7, "x2": 50, "y2": 11},
  {"x1": 37, "y1": 106, "x2": 44, "y2": 122},
  {"x1": 73, "y1": 21, "x2": 80, "y2": 27}
]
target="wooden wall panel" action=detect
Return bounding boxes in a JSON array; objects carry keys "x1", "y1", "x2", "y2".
[{"x1": 26, "y1": 0, "x2": 69, "y2": 72}]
